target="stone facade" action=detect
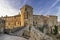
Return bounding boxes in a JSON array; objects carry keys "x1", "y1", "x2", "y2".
[
  {"x1": 20, "y1": 5, "x2": 33, "y2": 27},
  {"x1": 58, "y1": 22, "x2": 60, "y2": 34},
  {"x1": 1, "y1": 15, "x2": 21, "y2": 29},
  {"x1": 0, "y1": 4, "x2": 57, "y2": 32}
]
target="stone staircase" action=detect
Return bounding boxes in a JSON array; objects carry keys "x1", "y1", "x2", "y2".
[
  {"x1": 9, "y1": 26, "x2": 55, "y2": 40},
  {"x1": 29, "y1": 27, "x2": 54, "y2": 40}
]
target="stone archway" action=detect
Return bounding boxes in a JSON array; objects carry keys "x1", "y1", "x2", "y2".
[
  {"x1": 43, "y1": 17, "x2": 49, "y2": 34},
  {"x1": 43, "y1": 24, "x2": 48, "y2": 34}
]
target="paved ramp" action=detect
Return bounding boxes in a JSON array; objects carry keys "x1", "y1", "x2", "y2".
[{"x1": 0, "y1": 34, "x2": 27, "y2": 40}]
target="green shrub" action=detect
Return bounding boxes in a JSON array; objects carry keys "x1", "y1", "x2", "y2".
[{"x1": 52, "y1": 25, "x2": 58, "y2": 35}]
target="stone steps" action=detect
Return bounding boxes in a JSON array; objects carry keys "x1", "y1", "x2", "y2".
[
  {"x1": 29, "y1": 27, "x2": 53, "y2": 40},
  {"x1": 10, "y1": 26, "x2": 55, "y2": 40}
]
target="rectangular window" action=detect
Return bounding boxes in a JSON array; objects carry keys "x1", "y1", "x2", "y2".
[
  {"x1": 20, "y1": 22, "x2": 21, "y2": 25},
  {"x1": 26, "y1": 11, "x2": 28, "y2": 19},
  {"x1": 25, "y1": 11, "x2": 28, "y2": 19}
]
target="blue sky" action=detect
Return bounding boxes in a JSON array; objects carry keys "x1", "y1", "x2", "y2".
[{"x1": 0, "y1": 0, "x2": 60, "y2": 21}]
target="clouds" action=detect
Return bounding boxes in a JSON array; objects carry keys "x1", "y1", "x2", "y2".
[
  {"x1": 45, "y1": 0, "x2": 60, "y2": 15},
  {"x1": 43, "y1": 0, "x2": 60, "y2": 21},
  {"x1": 0, "y1": 0, "x2": 30, "y2": 17},
  {"x1": 0, "y1": 0, "x2": 60, "y2": 21},
  {"x1": 0, "y1": 0, "x2": 19, "y2": 16},
  {"x1": 5, "y1": 0, "x2": 29, "y2": 9},
  {"x1": 34, "y1": 0, "x2": 57, "y2": 15},
  {"x1": 56, "y1": 7, "x2": 60, "y2": 21}
]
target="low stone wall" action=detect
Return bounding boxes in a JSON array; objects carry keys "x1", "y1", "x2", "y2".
[{"x1": 4, "y1": 26, "x2": 25, "y2": 34}]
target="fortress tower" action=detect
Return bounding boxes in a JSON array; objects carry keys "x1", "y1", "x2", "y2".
[{"x1": 20, "y1": 5, "x2": 33, "y2": 27}]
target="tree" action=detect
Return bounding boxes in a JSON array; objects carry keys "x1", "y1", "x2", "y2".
[{"x1": 52, "y1": 25, "x2": 58, "y2": 35}]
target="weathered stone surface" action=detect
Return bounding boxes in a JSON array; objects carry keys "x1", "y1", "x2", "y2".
[
  {"x1": 10, "y1": 26, "x2": 54, "y2": 40},
  {"x1": 29, "y1": 27, "x2": 53, "y2": 40},
  {"x1": 0, "y1": 34, "x2": 27, "y2": 40}
]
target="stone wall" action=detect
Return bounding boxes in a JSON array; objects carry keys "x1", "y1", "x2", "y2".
[
  {"x1": 2, "y1": 15, "x2": 21, "y2": 29},
  {"x1": 20, "y1": 5, "x2": 33, "y2": 27},
  {"x1": 0, "y1": 18, "x2": 5, "y2": 33},
  {"x1": 0, "y1": 5, "x2": 58, "y2": 33}
]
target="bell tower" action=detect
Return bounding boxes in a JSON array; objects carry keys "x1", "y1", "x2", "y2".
[{"x1": 20, "y1": 4, "x2": 33, "y2": 27}]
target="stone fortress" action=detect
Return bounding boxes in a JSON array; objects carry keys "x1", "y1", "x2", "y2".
[
  {"x1": 0, "y1": 4, "x2": 59, "y2": 40},
  {"x1": 0, "y1": 4, "x2": 57, "y2": 33}
]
